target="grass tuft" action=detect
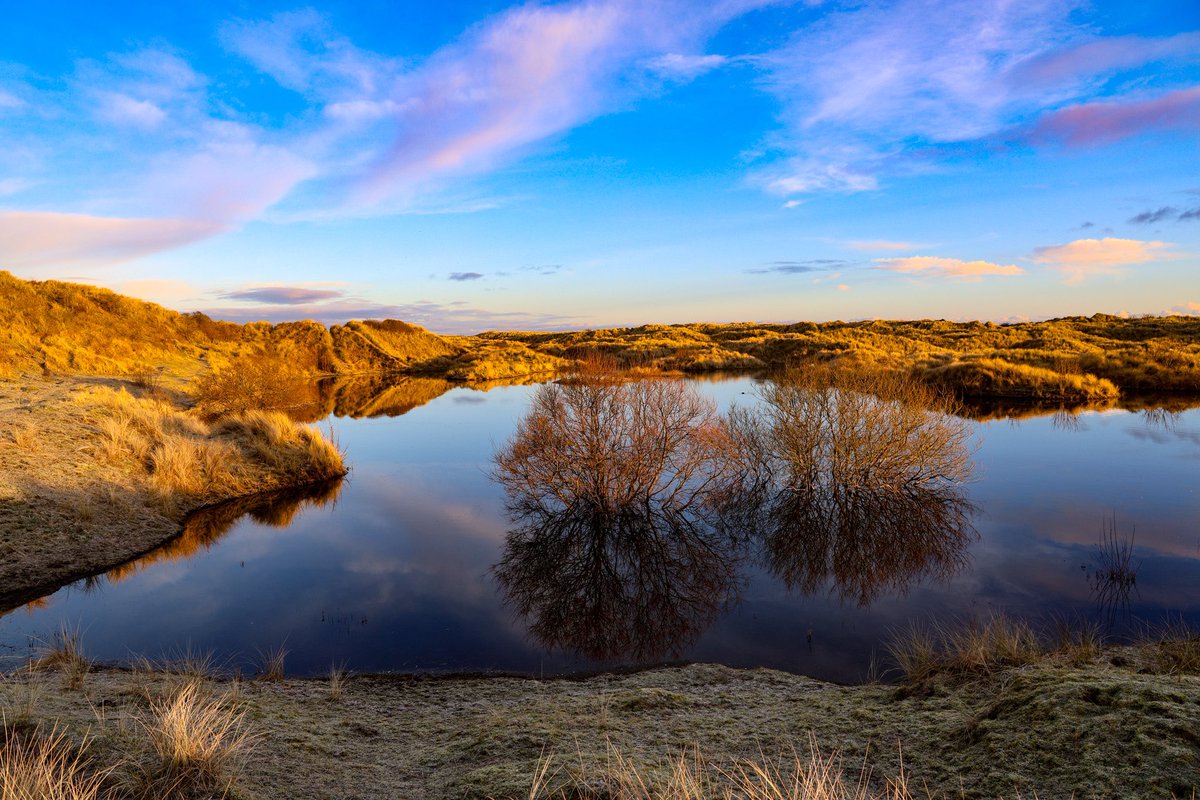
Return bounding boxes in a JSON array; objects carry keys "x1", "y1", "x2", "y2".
[
  {"x1": 131, "y1": 682, "x2": 253, "y2": 799},
  {"x1": 31, "y1": 625, "x2": 89, "y2": 691},
  {"x1": 0, "y1": 722, "x2": 109, "y2": 800},
  {"x1": 255, "y1": 644, "x2": 288, "y2": 683}
]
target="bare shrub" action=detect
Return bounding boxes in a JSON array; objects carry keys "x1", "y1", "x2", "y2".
[
  {"x1": 736, "y1": 365, "x2": 974, "y2": 493},
  {"x1": 193, "y1": 353, "x2": 311, "y2": 418}
]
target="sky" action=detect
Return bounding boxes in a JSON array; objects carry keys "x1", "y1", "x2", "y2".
[{"x1": 1, "y1": 0, "x2": 1198, "y2": 334}]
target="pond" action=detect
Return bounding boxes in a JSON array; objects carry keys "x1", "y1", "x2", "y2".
[{"x1": 1, "y1": 376, "x2": 1198, "y2": 684}]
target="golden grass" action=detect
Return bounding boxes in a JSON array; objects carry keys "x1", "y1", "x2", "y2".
[
  {"x1": 327, "y1": 664, "x2": 346, "y2": 703},
  {"x1": 130, "y1": 682, "x2": 254, "y2": 799},
  {"x1": 31, "y1": 626, "x2": 89, "y2": 691},
  {"x1": 9, "y1": 270, "x2": 1194, "y2": 399},
  {"x1": 529, "y1": 741, "x2": 922, "y2": 800},
  {"x1": 79, "y1": 386, "x2": 346, "y2": 512},
  {"x1": 0, "y1": 723, "x2": 109, "y2": 800}
]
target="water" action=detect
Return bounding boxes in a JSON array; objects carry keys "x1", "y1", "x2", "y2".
[{"x1": 2, "y1": 377, "x2": 1198, "y2": 683}]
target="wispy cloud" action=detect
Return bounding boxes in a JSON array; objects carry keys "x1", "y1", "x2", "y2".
[
  {"x1": 648, "y1": 53, "x2": 729, "y2": 79},
  {"x1": 1128, "y1": 207, "x2": 1177, "y2": 225},
  {"x1": 1179, "y1": 207, "x2": 1200, "y2": 221},
  {"x1": 875, "y1": 255, "x2": 1023, "y2": 278},
  {"x1": 220, "y1": 286, "x2": 345, "y2": 304},
  {"x1": 448, "y1": 271, "x2": 484, "y2": 281},
  {"x1": 1166, "y1": 301, "x2": 1200, "y2": 316},
  {"x1": 747, "y1": 259, "x2": 847, "y2": 274},
  {"x1": 749, "y1": 2, "x2": 1200, "y2": 197},
  {"x1": 1031, "y1": 237, "x2": 1176, "y2": 283},
  {"x1": 0, "y1": 211, "x2": 226, "y2": 270}
]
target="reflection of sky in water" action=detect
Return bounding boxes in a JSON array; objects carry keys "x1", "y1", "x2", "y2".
[{"x1": 1, "y1": 381, "x2": 1197, "y2": 683}]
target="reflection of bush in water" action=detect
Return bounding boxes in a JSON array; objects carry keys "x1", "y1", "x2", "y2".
[
  {"x1": 492, "y1": 367, "x2": 978, "y2": 660},
  {"x1": 493, "y1": 506, "x2": 740, "y2": 661},
  {"x1": 493, "y1": 373, "x2": 740, "y2": 660},
  {"x1": 103, "y1": 478, "x2": 343, "y2": 585},
  {"x1": 732, "y1": 367, "x2": 977, "y2": 605},
  {"x1": 758, "y1": 488, "x2": 974, "y2": 606},
  {"x1": 730, "y1": 366, "x2": 974, "y2": 493}
]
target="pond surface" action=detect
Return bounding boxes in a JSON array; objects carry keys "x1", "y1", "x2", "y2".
[{"x1": 2, "y1": 377, "x2": 1198, "y2": 683}]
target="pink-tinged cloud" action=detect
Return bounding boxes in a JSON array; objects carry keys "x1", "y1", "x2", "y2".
[
  {"x1": 141, "y1": 133, "x2": 318, "y2": 222},
  {"x1": 350, "y1": 1, "x2": 771, "y2": 205},
  {"x1": 875, "y1": 255, "x2": 1023, "y2": 278},
  {"x1": 649, "y1": 53, "x2": 728, "y2": 79},
  {"x1": 0, "y1": 212, "x2": 227, "y2": 270},
  {"x1": 1031, "y1": 237, "x2": 1176, "y2": 283},
  {"x1": 1166, "y1": 302, "x2": 1200, "y2": 316},
  {"x1": 1026, "y1": 86, "x2": 1200, "y2": 148},
  {"x1": 1008, "y1": 33, "x2": 1200, "y2": 88}
]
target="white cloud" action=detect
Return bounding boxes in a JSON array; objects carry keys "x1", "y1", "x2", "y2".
[
  {"x1": 649, "y1": 53, "x2": 729, "y2": 79},
  {"x1": 1031, "y1": 237, "x2": 1176, "y2": 283}
]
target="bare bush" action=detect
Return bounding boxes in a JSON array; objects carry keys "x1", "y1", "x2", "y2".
[{"x1": 192, "y1": 353, "x2": 311, "y2": 418}]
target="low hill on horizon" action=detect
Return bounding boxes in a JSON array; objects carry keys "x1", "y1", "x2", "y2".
[{"x1": 2, "y1": 270, "x2": 1198, "y2": 400}]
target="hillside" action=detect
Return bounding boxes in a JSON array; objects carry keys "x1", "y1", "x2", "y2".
[{"x1": 2, "y1": 271, "x2": 1199, "y2": 401}]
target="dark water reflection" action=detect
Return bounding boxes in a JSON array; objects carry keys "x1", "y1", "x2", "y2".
[{"x1": 1, "y1": 377, "x2": 1198, "y2": 682}]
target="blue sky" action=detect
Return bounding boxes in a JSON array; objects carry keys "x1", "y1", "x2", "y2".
[{"x1": 1, "y1": 0, "x2": 1198, "y2": 333}]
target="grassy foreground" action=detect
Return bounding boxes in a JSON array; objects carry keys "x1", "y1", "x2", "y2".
[
  {"x1": 3, "y1": 640, "x2": 1198, "y2": 800},
  {"x1": 0, "y1": 376, "x2": 346, "y2": 609}
]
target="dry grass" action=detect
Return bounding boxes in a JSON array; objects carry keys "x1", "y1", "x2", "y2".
[
  {"x1": 530, "y1": 741, "x2": 922, "y2": 800},
  {"x1": 1144, "y1": 618, "x2": 1200, "y2": 675},
  {"x1": 129, "y1": 682, "x2": 254, "y2": 799},
  {"x1": 327, "y1": 664, "x2": 346, "y2": 702},
  {"x1": 255, "y1": 645, "x2": 288, "y2": 683},
  {"x1": 80, "y1": 386, "x2": 345, "y2": 511},
  {"x1": 886, "y1": 614, "x2": 1044, "y2": 683},
  {"x1": 5, "y1": 270, "x2": 1197, "y2": 398},
  {"x1": 31, "y1": 625, "x2": 90, "y2": 691},
  {"x1": 0, "y1": 723, "x2": 109, "y2": 800}
]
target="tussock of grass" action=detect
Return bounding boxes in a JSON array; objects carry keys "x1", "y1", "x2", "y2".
[
  {"x1": 0, "y1": 723, "x2": 108, "y2": 800},
  {"x1": 130, "y1": 682, "x2": 254, "y2": 799},
  {"x1": 255, "y1": 644, "x2": 288, "y2": 683},
  {"x1": 31, "y1": 626, "x2": 89, "y2": 691}
]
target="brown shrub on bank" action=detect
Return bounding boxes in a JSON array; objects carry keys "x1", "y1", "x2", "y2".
[{"x1": 192, "y1": 353, "x2": 313, "y2": 418}]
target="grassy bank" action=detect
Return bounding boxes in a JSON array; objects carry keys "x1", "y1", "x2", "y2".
[
  {"x1": 2, "y1": 636, "x2": 1197, "y2": 799},
  {"x1": 0, "y1": 376, "x2": 346, "y2": 609}
]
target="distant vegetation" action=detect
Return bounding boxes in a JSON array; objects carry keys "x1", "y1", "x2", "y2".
[{"x1": 3, "y1": 270, "x2": 1199, "y2": 404}]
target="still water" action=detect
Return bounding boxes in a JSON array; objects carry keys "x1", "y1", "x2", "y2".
[{"x1": 2, "y1": 377, "x2": 1198, "y2": 683}]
